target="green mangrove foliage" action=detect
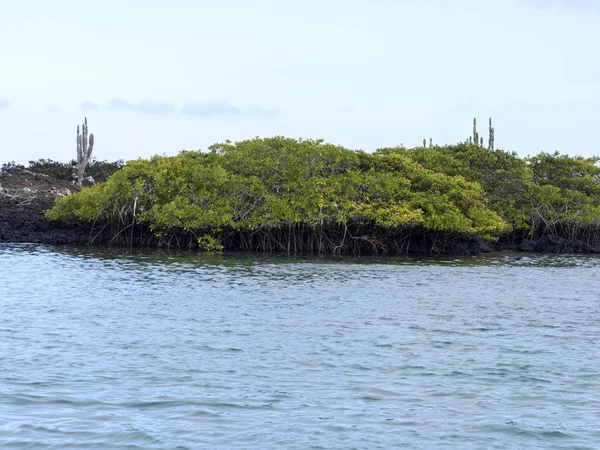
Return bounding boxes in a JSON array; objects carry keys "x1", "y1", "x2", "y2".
[
  {"x1": 378, "y1": 145, "x2": 600, "y2": 244},
  {"x1": 46, "y1": 137, "x2": 509, "y2": 253},
  {"x1": 526, "y1": 152, "x2": 600, "y2": 242},
  {"x1": 46, "y1": 137, "x2": 600, "y2": 252},
  {"x1": 377, "y1": 144, "x2": 534, "y2": 230}
]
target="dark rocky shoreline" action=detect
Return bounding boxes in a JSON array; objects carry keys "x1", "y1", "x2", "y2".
[
  {"x1": 1, "y1": 168, "x2": 599, "y2": 254},
  {"x1": 0, "y1": 169, "x2": 89, "y2": 245}
]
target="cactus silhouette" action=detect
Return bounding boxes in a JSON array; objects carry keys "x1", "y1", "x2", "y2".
[{"x1": 76, "y1": 117, "x2": 94, "y2": 186}]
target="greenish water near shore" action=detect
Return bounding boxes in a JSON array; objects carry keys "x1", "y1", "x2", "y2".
[{"x1": 1, "y1": 244, "x2": 599, "y2": 449}]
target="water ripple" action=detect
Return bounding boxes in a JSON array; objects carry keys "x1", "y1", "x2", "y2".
[{"x1": 1, "y1": 244, "x2": 600, "y2": 449}]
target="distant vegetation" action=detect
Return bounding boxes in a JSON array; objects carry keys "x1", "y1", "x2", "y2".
[
  {"x1": 44, "y1": 137, "x2": 600, "y2": 253},
  {"x1": 1, "y1": 158, "x2": 124, "y2": 184}
]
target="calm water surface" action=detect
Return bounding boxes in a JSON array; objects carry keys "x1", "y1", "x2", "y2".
[{"x1": 0, "y1": 244, "x2": 599, "y2": 449}]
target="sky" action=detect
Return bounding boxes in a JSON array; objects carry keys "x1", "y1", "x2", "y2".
[{"x1": 1, "y1": 0, "x2": 599, "y2": 164}]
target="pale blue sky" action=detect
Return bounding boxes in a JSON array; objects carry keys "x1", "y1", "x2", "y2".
[{"x1": 1, "y1": 0, "x2": 599, "y2": 164}]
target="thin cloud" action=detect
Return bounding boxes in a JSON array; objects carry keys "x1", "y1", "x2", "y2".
[
  {"x1": 104, "y1": 98, "x2": 281, "y2": 116},
  {"x1": 47, "y1": 103, "x2": 61, "y2": 113},
  {"x1": 108, "y1": 98, "x2": 136, "y2": 111},
  {"x1": 181, "y1": 101, "x2": 241, "y2": 116},
  {"x1": 0, "y1": 100, "x2": 9, "y2": 109},
  {"x1": 245, "y1": 106, "x2": 283, "y2": 116},
  {"x1": 81, "y1": 101, "x2": 98, "y2": 111},
  {"x1": 181, "y1": 101, "x2": 282, "y2": 116},
  {"x1": 138, "y1": 99, "x2": 175, "y2": 115},
  {"x1": 522, "y1": 0, "x2": 600, "y2": 11},
  {"x1": 107, "y1": 98, "x2": 175, "y2": 114}
]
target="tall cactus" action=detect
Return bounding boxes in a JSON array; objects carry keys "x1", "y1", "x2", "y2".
[
  {"x1": 488, "y1": 117, "x2": 495, "y2": 151},
  {"x1": 76, "y1": 117, "x2": 94, "y2": 186}
]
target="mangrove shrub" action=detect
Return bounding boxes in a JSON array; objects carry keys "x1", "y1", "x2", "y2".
[{"x1": 46, "y1": 137, "x2": 509, "y2": 253}]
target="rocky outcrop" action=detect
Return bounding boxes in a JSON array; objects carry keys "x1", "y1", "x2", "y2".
[{"x1": 0, "y1": 169, "x2": 89, "y2": 244}]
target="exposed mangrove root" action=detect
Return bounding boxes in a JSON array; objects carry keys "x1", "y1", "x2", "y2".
[{"x1": 82, "y1": 216, "x2": 501, "y2": 255}]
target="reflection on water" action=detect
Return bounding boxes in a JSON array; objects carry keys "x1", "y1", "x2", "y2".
[{"x1": 1, "y1": 244, "x2": 599, "y2": 449}]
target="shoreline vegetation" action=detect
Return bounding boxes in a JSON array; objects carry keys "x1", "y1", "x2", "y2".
[{"x1": 9, "y1": 135, "x2": 595, "y2": 255}]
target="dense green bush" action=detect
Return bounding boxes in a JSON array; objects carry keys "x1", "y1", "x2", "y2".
[
  {"x1": 45, "y1": 137, "x2": 600, "y2": 252},
  {"x1": 376, "y1": 144, "x2": 534, "y2": 230},
  {"x1": 85, "y1": 158, "x2": 125, "y2": 182},
  {"x1": 1, "y1": 158, "x2": 125, "y2": 183},
  {"x1": 27, "y1": 159, "x2": 75, "y2": 180},
  {"x1": 0, "y1": 161, "x2": 25, "y2": 172},
  {"x1": 525, "y1": 152, "x2": 600, "y2": 242}
]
